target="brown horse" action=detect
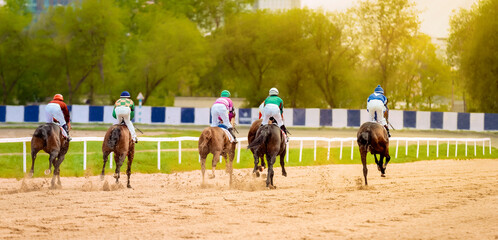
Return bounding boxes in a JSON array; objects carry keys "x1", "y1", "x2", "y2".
[
  {"x1": 247, "y1": 124, "x2": 287, "y2": 189},
  {"x1": 357, "y1": 121, "x2": 391, "y2": 185},
  {"x1": 101, "y1": 124, "x2": 135, "y2": 188},
  {"x1": 248, "y1": 119, "x2": 266, "y2": 172},
  {"x1": 30, "y1": 123, "x2": 70, "y2": 188},
  {"x1": 198, "y1": 120, "x2": 237, "y2": 186}
]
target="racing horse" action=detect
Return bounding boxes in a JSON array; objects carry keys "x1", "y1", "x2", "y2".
[
  {"x1": 198, "y1": 118, "x2": 237, "y2": 186},
  {"x1": 247, "y1": 124, "x2": 287, "y2": 189},
  {"x1": 357, "y1": 121, "x2": 391, "y2": 185},
  {"x1": 101, "y1": 124, "x2": 135, "y2": 188},
  {"x1": 30, "y1": 123, "x2": 70, "y2": 188}
]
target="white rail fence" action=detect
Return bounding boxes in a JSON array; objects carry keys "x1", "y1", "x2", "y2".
[{"x1": 0, "y1": 137, "x2": 492, "y2": 173}]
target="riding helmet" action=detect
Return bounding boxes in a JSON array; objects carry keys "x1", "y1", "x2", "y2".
[
  {"x1": 221, "y1": 90, "x2": 231, "y2": 98},
  {"x1": 269, "y1": 87, "x2": 279, "y2": 96},
  {"x1": 374, "y1": 85, "x2": 384, "y2": 94},
  {"x1": 53, "y1": 94, "x2": 64, "y2": 101},
  {"x1": 120, "y1": 91, "x2": 131, "y2": 98}
]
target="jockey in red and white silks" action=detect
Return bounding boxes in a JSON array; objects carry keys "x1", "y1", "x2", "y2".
[{"x1": 45, "y1": 94, "x2": 71, "y2": 139}]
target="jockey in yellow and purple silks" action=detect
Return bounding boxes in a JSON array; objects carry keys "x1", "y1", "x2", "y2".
[
  {"x1": 211, "y1": 90, "x2": 237, "y2": 142},
  {"x1": 261, "y1": 87, "x2": 289, "y2": 134},
  {"x1": 112, "y1": 91, "x2": 138, "y2": 143},
  {"x1": 367, "y1": 85, "x2": 391, "y2": 137}
]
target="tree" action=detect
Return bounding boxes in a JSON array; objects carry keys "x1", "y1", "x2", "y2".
[
  {"x1": 448, "y1": 0, "x2": 498, "y2": 112},
  {"x1": 126, "y1": 7, "x2": 210, "y2": 105},
  {"x1": 352, "y1": 0, "x2": 419, "y2": 105},
  {"x1": 0, "y1": 6, "x2": 32, "y2": 104},
  {"x1": 30, "y1": 0, "x2": 124, "y2": 104}
]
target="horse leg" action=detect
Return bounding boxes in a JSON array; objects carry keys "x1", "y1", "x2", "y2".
[
  {"x1": 252, "y1": 150, "x2": 261, "y2": 177},
  {"x1": 114, "y1": 154, "x2": 125, "y2": 183},
  {"x1": 266, "y1": 154, "x2": 276, "y2": 189},
  {"x1": 280, "y1": 152, "x2": 287, "y2": 177},
  {"x1": 374, "y1": 154, "x2": 381, "y2": 172},
  {"x1": 126, "y1": 150, "x2": 134, "y2": 188},
  {"x1": 210, "y1": 152, "x2": 220, "y2": 179},
  {"x1": 101, "y1": 151, "x2": 110, "y2": 180},
  {"x1": 55, "y1": 154, "x2": 66, "y2": 186},
  {"x1": 29, "y1": 148, "x2": 41, "y2": 177},
  {"x1": 360, "y1": 150, "x2": 368, "y2": 185},
  {"x1": 379, "y1": 155, "x2": 385, "y2": 177},
  {"x1": 227, "y1": 147, "x2": 235, "y2": 187},
  {"x1": 200, "y1": 154, "x2": 207, "y2": 184},
  {"x1": 48, "y1": 152, "x2": 58, "y2": 188}
]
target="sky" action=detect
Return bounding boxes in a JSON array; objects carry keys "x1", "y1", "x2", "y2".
[{"x1": 301, "y1": 0, "x2": 479, "y2": 38}]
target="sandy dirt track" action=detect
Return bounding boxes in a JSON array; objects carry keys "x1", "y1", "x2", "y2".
[{"x1": 0, "y1": 159, "x2": 497, "y2": 239}]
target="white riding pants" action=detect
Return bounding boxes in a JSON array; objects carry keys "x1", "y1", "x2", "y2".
[
  {"x1": 262, "y1": 104, "x2": 283, "y2": 127},
  {"x1": 367, "y1": 99, "x2": 387, "y2": 125},
  {"x1": 115, "y1": 106, "x2": 137, "y2": 140},
  {"x1": 45, "y1": 103, "x2": 68, "y2": 138},
  {"x1": 211, "y1": 103, "x2": 232, "y2": 128}
]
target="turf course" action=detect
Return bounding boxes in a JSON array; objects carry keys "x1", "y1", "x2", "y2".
[{"x1": 0, "y1": 129, "x2": 496, "y2": 178}]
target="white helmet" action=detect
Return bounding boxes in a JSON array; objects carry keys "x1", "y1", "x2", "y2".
[{"x1": 269, "y1": 87, "x2": 279, "y2": 96}]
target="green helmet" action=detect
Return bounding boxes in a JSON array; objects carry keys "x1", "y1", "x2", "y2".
[{"x1": 221, "y1": 90, "x2": 230, "y2": 97}]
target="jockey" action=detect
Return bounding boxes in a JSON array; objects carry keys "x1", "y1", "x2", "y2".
[
  {"x1": 262, "y1": 87, "x2": 289, "y2": 134},
  {"x1": 113, "y1": 91, "x2": 138, "y2": 143},
  {"x1": 45, "y1": 94, "x2": 71, "y2": 140},
  {"x1": 367, "y1": 85, "x2": 391, "y2": 137},
  {"x1": 211, "y1": 90, "x2": 237, "y2": 142}
]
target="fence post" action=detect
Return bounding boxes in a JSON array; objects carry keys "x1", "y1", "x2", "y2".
[
  {"x1": 110, "y1": 152, "x2": 113, "y2": 169},
  {"x1": 339, "y1": 141, "x2": 343, "y2": 160},
  {"x1": 490, "y1": 139, "x2": 492, "y2": 154},
  {"x1": 299, "y1": 140, "x2": 303, "y2": 162},
  {"x1": 157, "y1": 141, "x2": 161, "y2": 170},
  {"x1": 83, "y1": 140, "x2": 87, "y2": 170},
  {"x1": 237, "y1": 141, "x2": 241, "y2": 163},
  {"x1": 313, "y1": 140, "x2": 317, "y2": 161},
  {"x1": 406, "y1": 140, "x2": 408, "y2": 156},
  {"x1": 351, "y1": 140, "x2": 354, "y2": 160},
  {"x1": 178, "y1": 140, "x2": 182, "y2": 164},
  {"x1": 23, "y1": 141, "x2": 26, "y2": 173},
  {"x1": 416, "y1": 140, "x2": 419, "y2": 158},
  {"x1": 427, "y1": 140, "x2": 429, "y2": 157},
  {"x1": 286, "y1": 142, "x2": 289, "y2": 163},
  {"x1": 474, "y1": 140, "x2": 476, "y2": 156},
  {"x1": 436, "y1": 140, "x2": 439, "y2": 157},
  {"x1": 395, "y1": 139, "x2": 399, "y2": 159},
  {"x1": 327, "y1": 140, "x2": 331, "y2": 161}
]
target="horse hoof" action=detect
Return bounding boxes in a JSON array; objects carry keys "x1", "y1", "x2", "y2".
[
  {"x1": 267, "y1": 185, "x2": 276, "y2": 189},
  {"x1": 100, "y1": 175, "x2": 105, "y2": 181},
  {"x1": 113, "y1": 173, "x2": 119, "y2": 179},
  {"x1": 258, "y1": 166, "x2": 265, "y2": 172},
  {"x1": 28, "y1": 172, "x2": 34, "y2": 178},
  {"x1": 127, "y1": 184, "x2": 132, "y2": 189},
  {"x1": 282, "y1": 172, "x2": 287, "y2": 177},
  {"x1": 44, "y1": 169, "x2": 51, "y2": 175},
  {"x1": 381, "y1": 174, "x2": 386, "y2": 177}
]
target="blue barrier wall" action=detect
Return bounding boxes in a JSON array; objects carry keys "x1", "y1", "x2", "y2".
[{"x1": 0, "y1": 105, "x2": 496, "y2": 131}]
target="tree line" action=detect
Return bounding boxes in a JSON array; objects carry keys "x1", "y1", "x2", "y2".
[{"x1": 0, "y1": 0, "x2": 496, "y2": 113}]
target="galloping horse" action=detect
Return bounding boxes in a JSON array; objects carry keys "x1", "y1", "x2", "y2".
[
  {"x1": 247, "y1": 124, "x2": 287, "y2": 189},
  {"x1": 30, "y1": 123, "x2": 70, "y2": 188},
  {"x1": 101, "y1": 124, "x2": 135, "y2": 188},
  {"x1": 198, "y1": 118, "x2": 237, "y2": 186},
  {"x1": 357, "y1": 121, "x2": 391, "y2": 185}
]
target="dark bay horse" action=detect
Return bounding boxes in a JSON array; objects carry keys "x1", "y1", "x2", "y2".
[
  {"x1": 357, "y1": 121, "x2": 391, "y2": 185},
  {"x1": 198, "y1": 119, "x2": 237, "y2": 186},
  {"x1": 247, "y1": 124, "x2": 287, "y2": 189},
  {"x1": 248, "y1": 119, "x2": 266, "y2": 172},
  {"x1": 30, "y1": 123, "x2": 70, "y2": 188},
  {"x1": 101, "y1": 124, "x2": 135, "y2": 188}
]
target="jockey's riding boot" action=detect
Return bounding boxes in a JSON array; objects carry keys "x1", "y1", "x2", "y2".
[
  {"x1": 384, "y1": 125, "x2": 391, "y2": 138},
  {"x1": 133, "y1": 137, "x2": 138, "y2": 144},
  {"x1": 63, "y1": 124, "x2": 72, "y2": 141},
  {"x1": 228, "y1": 128, "x2": 238, "y2": 143},
  {"x1": 280, "y1": 125, "x2": 289, "y2": 135}
]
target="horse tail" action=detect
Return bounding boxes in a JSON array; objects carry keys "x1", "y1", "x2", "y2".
[
  {"x1": 358, "y1": 131, "x2": 370, "y2": 152},
  {"x1": 107, "y1": 127, "x2": 121, "y2": 149},
  {"x1": 33, "y1": 125, "x2": 51, "y2": 147},
  {"x1": 199, "y1": 128, "x2": 212, "y2": 150},
  {"x1": 247, "y1": 125, "x2": 271, "y2": 152}
]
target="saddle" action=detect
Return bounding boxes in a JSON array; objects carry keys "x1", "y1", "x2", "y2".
[{"x1": 217, "y1": 126, "x2": 235, "y2": 143}]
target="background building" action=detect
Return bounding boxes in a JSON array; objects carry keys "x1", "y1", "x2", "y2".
[
  {"x1": 27, "y1": 0, "x2": 72, "y2": 13},
  {"x1": 254, "y1": 0, "x2": 301, "y2": 11}
]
